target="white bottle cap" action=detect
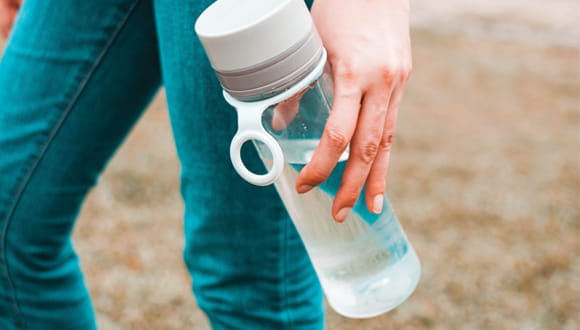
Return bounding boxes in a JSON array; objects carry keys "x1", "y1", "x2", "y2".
[{"x1": 195, "y1": 0, "x2": 323, "y2": 100}]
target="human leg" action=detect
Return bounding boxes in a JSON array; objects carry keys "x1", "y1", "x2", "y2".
[
  {"x1": 153, "y1": 1, "x2": 323, "y2": 329},
  {"x1": 0, "y1": 0, "x2": 161, "y2": 328}
]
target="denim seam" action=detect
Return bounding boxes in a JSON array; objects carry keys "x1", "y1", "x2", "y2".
[
  {"x1": 0, "y1": 1, "x2": 144, "y2": 328},
  {"x1": 282, "y1": 214, "x2": 294, "y2": 330}
]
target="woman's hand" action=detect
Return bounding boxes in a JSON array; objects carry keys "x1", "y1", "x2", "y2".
[
  {"x1": 296, "y1": 0, "x2": 412, "y2": 222},
  {"x1": 0, "y1": 0, "x2": 22, "y2": 39}
]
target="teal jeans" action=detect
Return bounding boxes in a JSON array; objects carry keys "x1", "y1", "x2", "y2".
[{"x1": 0, "y1": 0, "x2": 322, "y2": 329}]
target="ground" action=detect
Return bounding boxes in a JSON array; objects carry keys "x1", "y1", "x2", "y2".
[{"x1": 1, "y1": 2, "x2": 579, "y2": 329}]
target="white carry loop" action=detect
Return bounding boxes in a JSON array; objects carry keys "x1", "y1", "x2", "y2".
[{"x1": 225, "y1": 96, "x2": 284, "y2": 186}]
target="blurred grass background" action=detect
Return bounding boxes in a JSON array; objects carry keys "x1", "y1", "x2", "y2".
[{"x1": 1, "y1": 1, "x2": 579, "y2": 329}]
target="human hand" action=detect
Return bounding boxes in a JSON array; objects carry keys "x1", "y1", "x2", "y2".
[
  {"x1": 0, "y1": 0, "x2": 22, "y2": 39},
  {"x1": 295, "y1": 0, "x2": 412, "y2": 222}
]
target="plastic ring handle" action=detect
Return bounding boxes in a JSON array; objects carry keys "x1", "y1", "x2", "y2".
[{"x1": 230, "y1": 129, "x2": 284, "y2": 186}]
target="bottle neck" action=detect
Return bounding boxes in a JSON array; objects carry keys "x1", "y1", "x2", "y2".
[{"x1": 223, "y1": 49, "x2": 327, "y2": 108}]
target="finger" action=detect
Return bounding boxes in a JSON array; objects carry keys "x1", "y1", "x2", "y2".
[
  {"x1": 271, "y1": 87, "x2": 306, "y2": 131},
  {"x1": 332, "y1": 87, "x2": 391, "y2": 221},
  {"x1": 364, "y1": 84, "x2": 405, "y2": 213},
  {"x1": 295, "y1": 79, "x2": 362, "y2": 193},
  {"x1": 4, "y1": 0, "x2": 19, "y2": 6},
  {"x1": 0, "y1": 2, "x2": 8, "y2": 37},
  {"x1": 0, "y1": 4, "x2": 17, "y2": 39},
  {"x1": 0, "y1": 11, "x2": 11, "y2": 39}
]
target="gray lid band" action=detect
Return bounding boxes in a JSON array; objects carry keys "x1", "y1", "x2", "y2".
[{"x1": 215, "y1": 28, "x2": 324, "y2": 101}]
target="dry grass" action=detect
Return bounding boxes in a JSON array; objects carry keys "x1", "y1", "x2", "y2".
[{"x1": 1, "y1": 7, "x2": 579, "y2": 330}]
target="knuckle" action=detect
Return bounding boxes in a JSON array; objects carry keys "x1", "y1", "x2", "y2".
[
  {"x1": 332, "y1": 61, "x2": 362, "y2": 99},
  {"x1": 307, "y1": 166, "x2": 330, "y2": 185},
  {"x1": 334, "y1": 61, "x2": 359, "y2": 83},
  {"x1": 401, "y1": 63, "x2": 413, "y2": 81},
  {"x1": 379, "y1": 65, "x2": 396, "y2": 85},
  {"x1": 356, "y1": 140, "x2": 380, "y2": 165},
  {"x1": 379, "y1": 133, "x2": 395, "y2": 152},
  {"x1": 379, "y1": 61, "x2": 413, "y2": 85},
  {"x1": 325, "y1": 126, "x2": 349, "y2": 150}
]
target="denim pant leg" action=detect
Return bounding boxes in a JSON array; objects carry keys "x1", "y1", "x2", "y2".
[
  {"x1": 153, "y1": 1, "x2": 324, "y2": 329},
  {"x1": 0, "y1": 0, "x2": 160, "y2": 328}
]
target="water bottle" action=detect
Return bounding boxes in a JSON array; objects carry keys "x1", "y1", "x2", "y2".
[{"x1": 195, "y1": 0, "x2": 420, "y2": 318}]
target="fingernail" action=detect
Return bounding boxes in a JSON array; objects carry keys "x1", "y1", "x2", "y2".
[
  {"x1": 298, "y1": 184, "x2": 313, "y2": 193},
  {"x1": 373, "y1": 194, "x2": 384, "y2": 214},
  {"x1": 336, "y1": 207, "x2": 352, "y2": 222}
]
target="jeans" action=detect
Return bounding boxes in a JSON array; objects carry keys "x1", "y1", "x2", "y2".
[{"x1": 0, "y1": 0, "x2": 322, "y2": 329}]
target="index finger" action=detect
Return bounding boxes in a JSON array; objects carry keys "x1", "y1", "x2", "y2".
[{"x1": 295, "y1": 82, "x2": 362, "y2": 193}]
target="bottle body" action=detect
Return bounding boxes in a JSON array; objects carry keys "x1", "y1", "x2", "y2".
[
  {"x1": 254, "y1": 64, "x2": 420, "y2": 318},
  {"x1": 195, "y1": 0, "x2": 420, "y2": 318}
]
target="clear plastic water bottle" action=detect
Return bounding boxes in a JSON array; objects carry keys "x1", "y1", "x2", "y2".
[{"x1": 196, "y1": 0, "x2": 420, "y2": 318}]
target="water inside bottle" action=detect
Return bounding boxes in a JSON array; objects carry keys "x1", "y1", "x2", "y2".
[{"x1": 257, "y1": 139, "x2": 421, "y2": 318}]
